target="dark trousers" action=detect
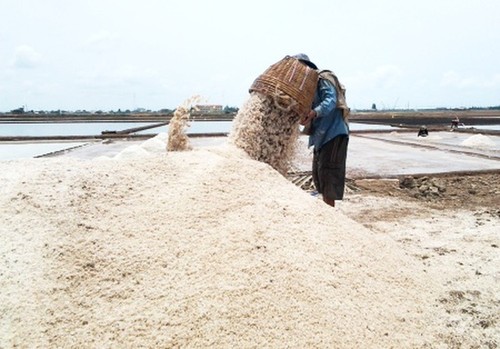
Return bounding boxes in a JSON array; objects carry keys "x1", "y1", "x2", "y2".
[{"x1": 312, "y1": 135, "x2": 349, "y2": 201}]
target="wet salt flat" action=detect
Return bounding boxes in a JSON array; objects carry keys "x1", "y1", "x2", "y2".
[
  {"x1": 348, "y1": 123, "x2": 400, "y2": 131},
  {"x1": 0, "y1": 121, "x2": 233, "y2": 137},
  {"x1": 0, "y1": 121, "x2": 394, "y2": 139},
  {"x1": 291, "y1": 132, "x2": 500, "y2": 177},
  {"x1": 467, "y1": 124, "x2": 500, "y2": 131},
  {"x1": 1, "y1": 121, "x2": 499, "y2": 177},
  {"x1": 139, "y1": 121, "x2": 233, "y2": 134},
  {"x1": 0, "y1": 142, "x2": 87, "y2": 161},
  {"x1": 0, "y1": 122, "x2": 398, "y2": 160},
  {"x1": 345, "y1": 135, "x2": 500, "y2": 178},
  {"x1": 0, "y1": 121, "x2": 497, "y2": 139},
  {"x1": 362, "y1": 130, "x2": 499, "y2": 153},
  {"x1": 0, "y1": 122, "x2": 156, "y2": 137},
  {"x1": 17, "y1": 132, "x2": 498, "y2": 178}
]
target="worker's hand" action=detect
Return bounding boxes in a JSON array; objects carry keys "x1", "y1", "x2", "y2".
[{"x1": 300, "y1": 110, "x2": 317, "y2": 126}]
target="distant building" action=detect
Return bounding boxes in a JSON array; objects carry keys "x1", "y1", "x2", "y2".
[
  {"x1": 10, "y1": 107, "x2": 25, "y2": 114},
  {"x1": 195, "y1": 104, "x2": 223, "y2": 114}
]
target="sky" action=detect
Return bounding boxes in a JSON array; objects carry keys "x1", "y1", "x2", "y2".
[{"x1": 1, "y1": 0, "x2": 500, "y2": 112}]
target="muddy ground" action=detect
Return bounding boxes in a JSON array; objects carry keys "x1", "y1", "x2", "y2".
[{"x1": 349, "y1": 172, "x2": 500, "y2": 211}]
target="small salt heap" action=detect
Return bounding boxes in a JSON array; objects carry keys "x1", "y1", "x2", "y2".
[{"x1": 461, "y1": 134, "x2": 495, "y2": 149}]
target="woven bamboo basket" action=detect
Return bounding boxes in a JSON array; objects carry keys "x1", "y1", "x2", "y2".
[{"x1": 249, "y1": 56, "x2": 319, "y2": 117}]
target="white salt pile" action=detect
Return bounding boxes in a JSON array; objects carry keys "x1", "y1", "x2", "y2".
[
  {"x1": 461, "y1": 134, "x2": 495, "y2": 149},
  {"x1": 0, "y1": 140, "x2": 444, "y2": 348},
  {"x1": 140, "y1": 133, "x2": 168, "y2": 153},
  {"x1": 116, "y1": 133, "x2": 167, "y2": 159},
  {"x1": 113, "y1": 144, "x2": 151, "y2": 160}
]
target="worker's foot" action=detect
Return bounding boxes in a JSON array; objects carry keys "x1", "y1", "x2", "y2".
[
  {"x1": 323, "y1": 197, "x2": 335, "y2": 207},
  {"x1": 310, "y1": 190, "x2": 320, "y2": 197}
]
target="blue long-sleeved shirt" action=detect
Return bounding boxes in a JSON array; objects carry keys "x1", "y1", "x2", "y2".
[{"x1": 308, "y1": 78, "x2": 349, "y2": 150}]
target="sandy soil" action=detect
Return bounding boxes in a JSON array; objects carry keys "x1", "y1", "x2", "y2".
[
  {"x1": 1, "y1": 137, "x2": 499, "y2": 348},
  {"x1": 340, "y1": 174, "x2": 500, "y2": 348}
]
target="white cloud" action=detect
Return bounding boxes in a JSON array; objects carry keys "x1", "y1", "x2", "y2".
[
  {"x1": 346, "y1": 65, "x2": 403, "y2": 90},
  {"x1": 84, "y1": 30, "x2": 119, "y2": 46},
  {"x1": 2, "y1": 0, "x2": 500, "y2": 110},
  {"x1": 441, "y1": 71, "x2": 500, "y2": 88},
  {"x1": 12, "y1": 45, "x2": 42, "y2": 69},
  {"x1": 76, "y1": 65, "x2": 157, "y2": 88},
  {"x1": 81, "y1": 31, "x2": 121, "y2": 54},
  {"x1": 485, "y1": 74, "x2": 500, "y2": 88}
]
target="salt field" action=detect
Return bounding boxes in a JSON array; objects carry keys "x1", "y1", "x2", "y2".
[
  {"x1": 0, "y1": 122, "x2": 156, "y2": 137},
  {"x1": 0, "y1": 142, "x2": 88, "y2": 161},
  {"x1": 1, "y1": 117, "x2": 499, "y2": 348},
  {"x1": 5, "y1": 121, "x2": 498, "y2": 162},
  {"x1": 0, "y1": 122, "x2": 397, "y2": 161},
  {"x1": 0, "y1": 121, "x2": 234, "y2": 138},
  {"x1": 1, "y1": 118, "x2": 499, "y2": 181},
  {"x1": 345, "y1": 133, "x2": 500, "y2": 177},
  {"x1": 3, "y1": 0, "x2": 500, "y2": 345},
  {"x1": 32, "y1": 131, "x2": 499, "y2": 178}
]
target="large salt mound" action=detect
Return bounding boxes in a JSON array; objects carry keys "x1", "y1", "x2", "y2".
[{"x1": 0, "y1": 144, "x2": 441, "y2": 348}]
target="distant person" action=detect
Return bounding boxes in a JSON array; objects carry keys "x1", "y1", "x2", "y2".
[
  {"x1": 417, "y1": 125, "x2": 428, "y2": 137},
  {"x1": 451, "y1": 116, "x2": 460, "y2": 130},
  {"x1": 294, "y1": 53, "x2": 349, "y2": 208}
]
